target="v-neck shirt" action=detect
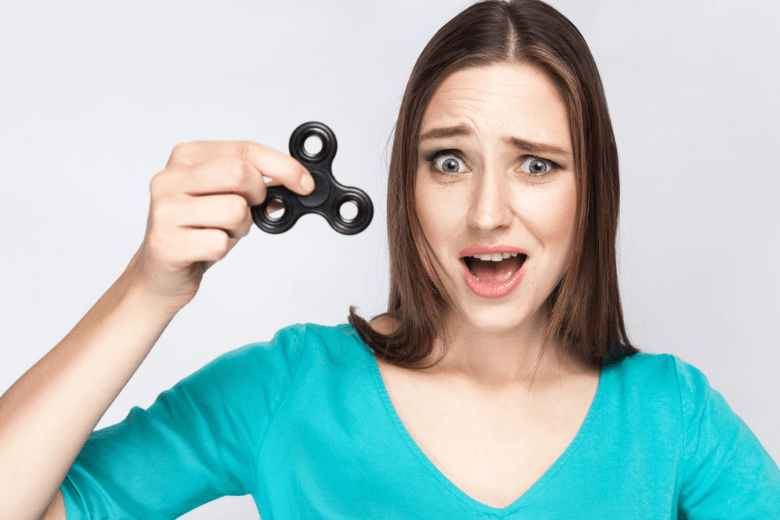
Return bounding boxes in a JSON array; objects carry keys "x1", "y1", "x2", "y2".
[{"x1": 61, "y1": 323, "x2": 780, "y2": 519}]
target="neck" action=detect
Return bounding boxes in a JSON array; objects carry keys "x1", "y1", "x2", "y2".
[{"x1": 425, "y1": 303, "x2": 585, "y2": 391}]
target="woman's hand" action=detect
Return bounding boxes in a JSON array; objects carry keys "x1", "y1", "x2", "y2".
[
  {"x1": 0, "y1": 140, "x2": 315, "y2": 520},
  {"x1": 127, "y1": 140, "x2": 314, "y2": 311}
]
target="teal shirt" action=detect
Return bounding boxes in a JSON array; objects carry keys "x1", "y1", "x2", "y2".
[{"x1": 61, "y1": 323, "x2": 780, "y2": 519}]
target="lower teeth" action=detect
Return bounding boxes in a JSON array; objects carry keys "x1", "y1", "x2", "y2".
[
  {"x1": 467, "y1": 254, "x2": 526, "y2": 285},
  {"x1": 469, "y1": 270, "x2": 511, "y2": 283}
]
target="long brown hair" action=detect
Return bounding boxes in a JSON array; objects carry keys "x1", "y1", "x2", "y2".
[{"x1": 349, "y1": 0, "x2": 639, "y2": 371}]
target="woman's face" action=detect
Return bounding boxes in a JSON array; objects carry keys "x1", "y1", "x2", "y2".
[{"x1": 415, "y1": 62, "x2": 577, "y2": 337}]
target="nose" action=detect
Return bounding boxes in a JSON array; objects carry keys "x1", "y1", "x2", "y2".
[{"x1": 467, "y1": 166, "x2": 512, "y2": 233}]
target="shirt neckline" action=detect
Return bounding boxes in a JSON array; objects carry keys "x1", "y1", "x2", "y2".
[{"x1": 345, "y1": 324, "x2": 606, "y2": 516}]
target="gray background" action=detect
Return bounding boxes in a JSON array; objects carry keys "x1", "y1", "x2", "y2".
[{"x1": 1, "y1": 0, "x2": 778, "y2": 517}]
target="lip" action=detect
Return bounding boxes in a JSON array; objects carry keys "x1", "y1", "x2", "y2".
[
  {"x1": 459, "y1": 244, "x2": 528, "y2": 299},
  {"x1": 459, "y1": 244, "x2": 528, "y2": 258}
]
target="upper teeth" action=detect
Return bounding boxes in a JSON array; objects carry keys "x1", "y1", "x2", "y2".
[{"x1": 473, "y1": 252, "x2": 519, "y2": 261}]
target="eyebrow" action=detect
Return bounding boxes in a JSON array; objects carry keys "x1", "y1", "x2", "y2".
[{"x1": 418, "y1": 124, "x2": 571, "y2": 157}]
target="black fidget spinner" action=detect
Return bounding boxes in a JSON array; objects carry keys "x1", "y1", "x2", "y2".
[{"x1": 251, "y1": 122, "x2": 373, "y2": 235}]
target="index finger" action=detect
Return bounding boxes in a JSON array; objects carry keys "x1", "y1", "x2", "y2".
[{"x1": 167, "y1": 140, "x2": 314, "y2": 196}]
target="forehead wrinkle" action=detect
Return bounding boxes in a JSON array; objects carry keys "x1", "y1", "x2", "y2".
[
  {"x1": 440, "y1": 90, "x2": 527, "y2": 105},
  {"x1": 435, "y1": 89, "x2": 537, "y2": 126},
  {"x1": 432, "y1": 91, "x2": 497, "y2": 121},
  {"x1": 430, "y1": 111, "x2": 492, "y2": 146},
  {"x1": 425, "y1": 72, "x2": 568, "y2": 149},
  {"x1": 439, "y1": 76, "x2": 537, "y2": 96}
]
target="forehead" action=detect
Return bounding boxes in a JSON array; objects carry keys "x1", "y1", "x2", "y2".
[{"x1": 421, "y1": 63, "x2": 571, "y2": 151}]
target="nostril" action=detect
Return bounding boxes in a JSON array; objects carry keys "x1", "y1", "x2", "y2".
[
  {"x1": 468, "y1": 213, "x2": 512, "y2": 231},
  {"x1": 468, "y1": 197, "x2": 512, "y2": 230}
]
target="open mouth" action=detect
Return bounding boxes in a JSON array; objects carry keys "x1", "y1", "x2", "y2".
[{"x1": 462, "y1": 252, "x2": 527, "y2": 285}]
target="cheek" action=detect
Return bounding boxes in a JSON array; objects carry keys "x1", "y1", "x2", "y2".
[
  {"x1": 414, "y1": 177, "x2": 462, "y2": 241},
  {"x1": 414, "y1": 177, "x2": 453, "y2": 284},
  {"x1": 414, "y1": 174, "x2": 473, "y2": 285},
  {"x1": 519, "y1": 177, "x2": 577, "y2": 246}
]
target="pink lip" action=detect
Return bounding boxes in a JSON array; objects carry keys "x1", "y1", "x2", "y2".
[{"x1": 459, "y1": 244, "x2": 528, "y2": 299}]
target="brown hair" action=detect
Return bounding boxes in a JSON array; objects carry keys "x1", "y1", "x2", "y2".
[{"x1": 349, "y1": 0, "x2": 639, "y2": 371}]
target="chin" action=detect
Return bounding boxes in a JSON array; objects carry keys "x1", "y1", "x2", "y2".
[{"x1": 454, "y1": 302, "x2": 537, "y2": 336}]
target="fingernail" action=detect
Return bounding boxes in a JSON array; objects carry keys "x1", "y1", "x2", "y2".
[{"x1": 300, "y1": 174, "x2": 314, "y2": 193}]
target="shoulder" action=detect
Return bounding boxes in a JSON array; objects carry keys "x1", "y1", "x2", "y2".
[
  {"x1": 601, "y1": 352, "x2": 749, "y2": 445},
  {"x1": 172, "y1": 323, "x2": 363, "y2": 398},
  {"x1": 161, "y1": 323, "x2": 369, "y2": 424},
  {"x1": 226, "y1": 322, "x2": 370, "y2": 377},
  {"x1": 603, "y1": 351, "x2": 710, "y2": 395},
  {"x1": 599, "y1": 352, "x2": 718, "y2": 427},
  {"x1": 602, "y1": 352, "x2": 679, "y2": 392},
  {"x1": 204, "y1": 322, "x2": 364, "y2": 368}
]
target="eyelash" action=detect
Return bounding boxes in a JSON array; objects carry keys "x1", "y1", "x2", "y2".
[{"x1": 426, "y1": 149, "x2": 562, "y2": 177}]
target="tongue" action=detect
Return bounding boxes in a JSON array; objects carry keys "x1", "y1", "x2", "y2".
[{"x1": 471, "y1": 256, "x2": 521, "y2": 285}]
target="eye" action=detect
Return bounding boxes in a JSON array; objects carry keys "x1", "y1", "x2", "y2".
[
  {"x1": 433, "y1": 153, "x2": 466, "y2": 174},
  {"x1": 520, "y1": 156, "x2": 553, "y2": 176}
]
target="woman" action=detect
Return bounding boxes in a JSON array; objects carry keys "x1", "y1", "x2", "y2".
[{"x1": 1, "y1": 0, "x2": 778, "y2": 518}]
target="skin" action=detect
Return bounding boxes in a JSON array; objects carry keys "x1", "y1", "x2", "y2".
[
  {"x1": 1, "y1": 141, "x2": 314, "y2": 520},
  {"x1": 368, "y1": 64, "x2": 600, "y2": 507},
  {"x1": 410, "y1": 62, "x2": 583, "y2": 388},
  {"x1": 9, "y1": 62, "x2": 585, "y2": 517}
]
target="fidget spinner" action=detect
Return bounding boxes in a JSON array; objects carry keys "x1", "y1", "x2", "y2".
[{"x1": 251, "y1": 121, "x2": 373, "y2": 235}]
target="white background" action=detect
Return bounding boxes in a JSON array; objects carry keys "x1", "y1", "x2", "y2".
[{"x1": 1, "y1": 0, "x2": 778, "y2": 517}]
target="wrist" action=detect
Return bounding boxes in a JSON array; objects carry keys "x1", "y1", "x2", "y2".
[{"x1": 117, "y1": 250, "x2": 193, "y2": 320}]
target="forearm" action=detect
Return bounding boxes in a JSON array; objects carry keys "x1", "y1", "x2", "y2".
[{"x1": 0, "y1": 256, "x2": 181, "y2": 520}]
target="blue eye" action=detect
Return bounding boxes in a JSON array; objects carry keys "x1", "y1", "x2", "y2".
[
  {"x1": 434, "y1": 153, "x2": 466, "y2": 174},
  {"x1": 521, "y1": 156, "x2": 552, "y2": 176}
]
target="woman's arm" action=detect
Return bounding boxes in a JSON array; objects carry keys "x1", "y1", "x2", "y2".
[
  {"x1": 0, "y1": 255, "x2": 180, "y2": 520},
  {"x1": 40, "y1": 489, "x2": 64, "y2": 520},
  {"x1": 0, "y1": 141, "x2": 314, "y2": 520}
]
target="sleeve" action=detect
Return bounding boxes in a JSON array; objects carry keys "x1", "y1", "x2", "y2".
[
  {"x1": 60, "y1": 323, "x2": 308, "y2": 520},
  {"x1": 673, "y1": 355, "x2": 780, "y2": 519}
]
